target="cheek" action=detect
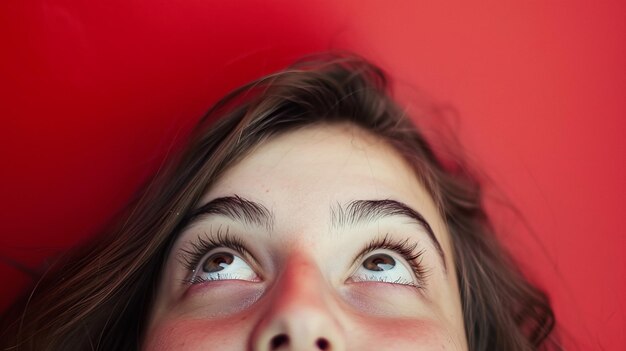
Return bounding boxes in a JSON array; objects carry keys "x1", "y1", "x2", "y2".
[
  {"x1": 350, "y1": 317, "x2": 463, "y2": 350},
  {"x1": 143, "y1": 316, "x2": 252, "y2": 351}
]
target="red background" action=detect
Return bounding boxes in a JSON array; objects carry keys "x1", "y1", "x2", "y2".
[{"x1": 1, "y1": 1, "x2": 624, "y2": 349}]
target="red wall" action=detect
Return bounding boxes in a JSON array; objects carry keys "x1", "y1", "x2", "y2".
[{"x1": 1, "y1": 1, "x2": 624, "y2": 349}]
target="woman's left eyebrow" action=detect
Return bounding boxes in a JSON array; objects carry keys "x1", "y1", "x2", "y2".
[{"x1": 330, "y1": 199, "x2": 447, "y2": 271}]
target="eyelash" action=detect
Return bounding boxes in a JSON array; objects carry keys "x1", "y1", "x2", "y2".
[
  {"x1": 353, "y1": 233, "x2": 429, "y2": 289},
  {"x1": 177, "y1": 229, "x2": 429, "y2": 288},
  {"x1": 177, "y1": 227, "x2": 255, "y2": 284}
]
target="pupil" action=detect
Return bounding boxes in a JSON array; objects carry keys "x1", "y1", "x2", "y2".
[
  {"x1": 203, "y1": 252, "x2": 234, "y2": 273},
  {"x1": 364, "y1": 253, "x2": 395, "y2": 271}
]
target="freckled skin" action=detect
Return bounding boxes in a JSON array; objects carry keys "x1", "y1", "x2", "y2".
[{"x1": 144, "y1": 124, "x2": 468, "y2": 350}]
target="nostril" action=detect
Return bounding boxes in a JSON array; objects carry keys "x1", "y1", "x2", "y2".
[
  {"x1": 270, "y1": 334, "x2": 289, "y2": 349},
  {"x1": 316, "y1": 338, "x2": 329, "y2": 350}
]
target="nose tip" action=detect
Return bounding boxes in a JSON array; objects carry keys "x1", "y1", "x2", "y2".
[
  {"x1": 251, "y1": 297, "x2": 345, "y2": 351},
  {"x1": 250, "y1": 254, "x2": 346, "y2": 351}
]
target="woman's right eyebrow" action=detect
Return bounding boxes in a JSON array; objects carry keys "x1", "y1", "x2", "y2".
[
  {"x1": 184, "y1": 195, "x2": 275, "y2": 231},
  {"x1": 183, "y1": 195, "x2": 446, "y2": 271}
]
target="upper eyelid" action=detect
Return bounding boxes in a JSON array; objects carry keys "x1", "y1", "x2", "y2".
[
  {"x1": 176, "y1": 227, "x2": 259, "y2": 272},
  {"x1": 350, "y1": 235, "x2": 430, "y2": 283},
  {"x1": 175, "y1": 229, "x2": 429, "y2": 280},
  {"x1": 352, "y1": 234, "x2": 420, "y2": 260}
]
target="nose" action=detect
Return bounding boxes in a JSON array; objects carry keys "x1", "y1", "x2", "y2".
[{"x1": 250, "y1": 254, "x2": 346, "y2": 351}]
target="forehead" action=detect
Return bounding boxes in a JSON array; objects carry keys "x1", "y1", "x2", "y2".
[
  {"x1": 204, "y1": 123, "x2": 428, "y2": 206},
  {"x1": 200, "y1": 123, "x2": 451, "y2": 258}
]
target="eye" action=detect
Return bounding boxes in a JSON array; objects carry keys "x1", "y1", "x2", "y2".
[
  {"x1": 348, "y1": 250, "x2": 417, "y2": 286},
  {"x1": 187, "y1": 249, "x2": 259, "y2": 284}
]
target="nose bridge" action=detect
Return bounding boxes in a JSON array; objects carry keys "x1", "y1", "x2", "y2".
[
  {"x1": 275, "y1": 254, "x2": 329, "y2": 309},
  {"x1": 250, "y1": 253, "x2": 346, "y2": 351}
]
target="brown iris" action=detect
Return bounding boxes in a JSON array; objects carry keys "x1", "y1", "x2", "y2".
[
  {"x1": 202, "y1": 252, "x2": 234, "y2": 273},
  {"x1": 363, "y1": 253, "x2": 395, "y2": 271}
]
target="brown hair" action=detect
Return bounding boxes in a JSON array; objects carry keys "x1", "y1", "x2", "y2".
[{"x1": 0, "y1": 53, "x2": 558, "y2": 350}]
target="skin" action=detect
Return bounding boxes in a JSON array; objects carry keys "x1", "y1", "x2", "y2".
[{"x1": 145, "y1": 123, "x2": 468, "y2": 350}]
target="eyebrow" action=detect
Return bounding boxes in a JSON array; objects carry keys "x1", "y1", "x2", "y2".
[
  {"x1": 330, "y1": 199, "x2": 446, "y2": 270},
  {"x1": 184, "y1": 195, "x2": 446, "y2": 270},
  {"x1": 185, "y1": 195, "x2": 275, "y2": 231}
]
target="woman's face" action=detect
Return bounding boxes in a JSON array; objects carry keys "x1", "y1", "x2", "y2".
[{"x1": 145, "y1": 124, "x2": 468, "y2": 350}]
